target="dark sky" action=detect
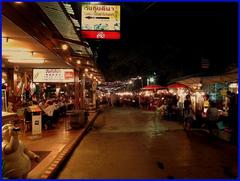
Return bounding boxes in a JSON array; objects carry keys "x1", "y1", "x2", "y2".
[{"x1": 73, "y1": 2, "x2": 238, "y2": 83}]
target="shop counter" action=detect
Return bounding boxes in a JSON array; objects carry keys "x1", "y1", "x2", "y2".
[{"x1": 2, "y1": 112, "x2": 17, "y2": 125}]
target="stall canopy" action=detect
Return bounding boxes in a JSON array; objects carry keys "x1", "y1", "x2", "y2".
[
  {"x1": 177, "y1": 68, "x2": 238, "y2": 86},
  {"x1": 142, "y1": 85, "x2": 165, "y2": 90},
  {"x1": 167, "y1": 83, "x2": 189, "y2": 89}
]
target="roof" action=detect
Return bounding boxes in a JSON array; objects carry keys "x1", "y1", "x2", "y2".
[{"x1": 177, "y1": 68, "x2": 238, "y2": 86}]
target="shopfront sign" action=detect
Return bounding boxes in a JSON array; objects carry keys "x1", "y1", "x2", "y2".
[
  {"x1": 81, "y1": 4, "x2": 120, "y2": 39},
  {"x1": 33, "y1": 69, "x2": 74, "y2": 83}
]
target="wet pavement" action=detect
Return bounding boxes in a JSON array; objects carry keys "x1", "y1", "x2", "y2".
[
  {"x1": 57, "y1": 107, "x2": 238, "y2": 179},
  {"x1": 18, "y1": 112, "x2": 98, "y2": 179}
]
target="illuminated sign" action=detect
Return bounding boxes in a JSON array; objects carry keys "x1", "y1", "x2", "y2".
[
  {"x1": 33, "y1": 69, "x2": 74, "y2": 83},
  {"x1": 81, "y1": 31, "x2": 120, "y2": 39},
  {"x1": 81, "y1": 4, "x2": 120, "y2": 39}
]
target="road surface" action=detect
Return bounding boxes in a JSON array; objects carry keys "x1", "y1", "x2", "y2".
[{"x1": 57, "y1": 107, "x2": 237, "y2": 179}]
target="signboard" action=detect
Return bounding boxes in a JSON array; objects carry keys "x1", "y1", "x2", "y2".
[
  {"x1": 33, "y1": 69, "x2": 74, "y2": 83},
  {"x1": 81, "y1": 4, "x2": 120, "y2": 39}
]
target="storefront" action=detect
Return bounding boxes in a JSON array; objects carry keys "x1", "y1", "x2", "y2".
[{"x1": 2, "y1": 10, "x2": 104, "y2": 129}]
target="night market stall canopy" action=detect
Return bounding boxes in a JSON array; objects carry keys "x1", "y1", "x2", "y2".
[
  {"x1": 142, "y1": 85, "x2": 165, "y2": 90},
  {"x1": 176, "y1": 68, "x2": 238, "y2": 87},
  {"x1": 167, "y1": 83, "x2": 190, "y2": 89}
]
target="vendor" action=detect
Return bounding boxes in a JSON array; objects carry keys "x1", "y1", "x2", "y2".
[
  {"x1": 41, "y1": 100, "x2": 56, "y2": 129},
  {"x1": 203, "y1": 94, "x2": 210, "y2": 113}
]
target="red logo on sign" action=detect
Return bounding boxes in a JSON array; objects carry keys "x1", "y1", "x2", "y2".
[
  {"x1": 64, "y1": 72, "x2": 74, "y2": 79},
  {"x1": 81, "y1": 31, "x2": 120, "y2": 39},
  {"x1": 97, "y1": 32, "x2": 105, "y2": 39}
]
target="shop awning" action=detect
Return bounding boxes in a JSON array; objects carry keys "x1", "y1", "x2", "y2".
[
  {"x1": 177, "y1": 68, "x2": 238, "y2": 86},
  {"x1": 38, "y1": 2, "x2": 92, "y2": 57},
  {"x1": 2, "y1": 15, "x2": 71, "y2": 68}
]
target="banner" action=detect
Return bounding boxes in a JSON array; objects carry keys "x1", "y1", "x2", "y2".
[{"x1": 33, "y1": 69, "x2": 74, "y2": 83}]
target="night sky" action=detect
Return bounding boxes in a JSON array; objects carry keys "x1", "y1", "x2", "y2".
[{"x1": 73, "y1": 2, "x2": 238, "y2": 84}]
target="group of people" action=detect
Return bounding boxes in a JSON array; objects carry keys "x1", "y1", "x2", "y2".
[
  {"x1": 25, "y1": 95, "x2": 75, "y2": 130},
  {"x1": 107, "y1": 91, "x2": 237, "y2": 130}
]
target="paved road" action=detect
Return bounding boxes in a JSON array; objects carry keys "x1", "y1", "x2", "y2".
[{"x1": 57, "y1": 107, "x2": 237, "y2": 179}]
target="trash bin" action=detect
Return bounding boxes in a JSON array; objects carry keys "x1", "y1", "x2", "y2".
[
  {"x1": 69, "y1": 110, "x2": 87, "y2": 129},
  {"x1": 27, "y1": 105, "x2": 42, "y2": 135}
]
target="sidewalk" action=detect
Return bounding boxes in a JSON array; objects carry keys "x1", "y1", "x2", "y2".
[{"x1": 19, "y1": 111, "x2": 100, "y2": 179}]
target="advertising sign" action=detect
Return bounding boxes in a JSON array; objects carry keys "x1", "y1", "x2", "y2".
[
  {"x1": 81, "y1": 5, "x2": 120, "y2": 31},
  {"x1": 81, "y1": 4, "x2": 120, "y2": 39},
  {"x1": 33, "y1": 69, "x2": 74, "y2": 83}
]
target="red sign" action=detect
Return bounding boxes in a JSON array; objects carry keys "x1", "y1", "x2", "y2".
[
  {"x1": 81, "y1": 31, "x2": 120, "y2": 39},
  {"x1": 64, "y1": 71, "x2": 74, "y2": 80}
]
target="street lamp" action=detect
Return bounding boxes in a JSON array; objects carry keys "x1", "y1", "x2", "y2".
[{"x1": 149, "y1": 77, "x2": 154, "y2": 83}]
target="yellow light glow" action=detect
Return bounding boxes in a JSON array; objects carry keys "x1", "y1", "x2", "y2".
[
  {"x1": 229, "y1": 83, "x2": 238, "y2": 88},
  {"x1": 2, "y1": 37, "x2": 9, "y2": 43},
  {"x1": 77, "y1": 60, "x2": 81, "y2": 65},
  {"x1": 8, "y1": 58, "x2": 45, "y2": 64},
  {"x1": 61, "y1": 44, "x2": 68, "y2": 50},
  {"x1": 3, "y1": 51, "x2": 32, "y2": 59},
  {"x1": 3, "y1": 48, "x2": 45, "y2": 64},
  {"x1": 85, "y1": 68, "x2": 88, "y2": 72}
]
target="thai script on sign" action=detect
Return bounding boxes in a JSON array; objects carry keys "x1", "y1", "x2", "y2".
[
  {"x1": 33, "y1": 69, "x2": 74, "y2": 83},
  {"x1": 46, "y1": 69, "x2": 61, "y2": 74},
  {"x1": 84, "y1": 5, "x2": 116, "y2": 12}
]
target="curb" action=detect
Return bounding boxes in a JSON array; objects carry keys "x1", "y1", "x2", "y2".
[{"x1": 39, "y1": 111, "x2": 100, "y2": 179}]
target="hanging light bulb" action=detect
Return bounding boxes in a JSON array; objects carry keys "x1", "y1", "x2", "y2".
[{"x1": 61, "y1": 44, "x2": 68, "y2": 50}]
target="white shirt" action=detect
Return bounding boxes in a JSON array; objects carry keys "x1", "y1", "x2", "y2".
[{"x1": 43, "y1": 105, "x2": 56, "y2": 116}]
